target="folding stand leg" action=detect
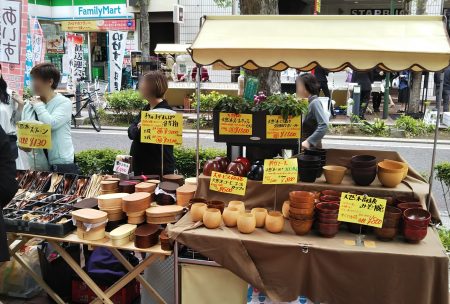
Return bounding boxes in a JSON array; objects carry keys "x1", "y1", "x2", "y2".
[
  {"x1": 47, "y1": 240, "x2": 113, "y2": 304},
  {"x1": 90, "y1": 252, "x2": 163, "y2": 304},
  {"x1": 108, "y1": 248, "x2": 167, "y2": 304}
]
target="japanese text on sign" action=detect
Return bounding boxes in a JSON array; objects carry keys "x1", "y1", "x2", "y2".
[
  {"x1": 219, "y1": 113, "x2": 252, "y2": 135},
  {"x1": 17, "y1": 122, "x2": 52, "y2": 149},
  {"x1": 108, "y1": 31, "x2": 127, "y2": 92},
  {"x1": 337, "y1": 193, "x2": 387, "y2": 228},
  {"x1": 113, "y1": 160, "x2": 130, "y2": 175},
  {"x1": 263, "y1": 159, "x2": 298, "y2": 184},
  {"x1": 140, "y1": 112, "x2": 183, "y2": 145},
  {"x1": 209, "y1": 171, "x2": 247, "y2": 196},
  {"x1": 0, "y1": 0, "x2": 21, "y2": 64},
  {"x1": 266, "y1": 115, "x2": 301, "y2": 139}
]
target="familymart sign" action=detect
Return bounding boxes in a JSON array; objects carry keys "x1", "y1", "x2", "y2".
[{"x1": 76, "y1": 5, "x2": 127, "y2": 19}]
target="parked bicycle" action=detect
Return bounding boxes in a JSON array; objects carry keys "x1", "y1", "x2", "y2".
[{"x1": 71, "y1": 89, "x2": 102, "y2": 132}]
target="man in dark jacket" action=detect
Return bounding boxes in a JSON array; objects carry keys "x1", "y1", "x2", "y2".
[
  {"x1": 352, "y1": 70, "x2": 374, "y2": 119},
  {"x1": 0, "y1": 126, "x2": 18, "y2": 261}
]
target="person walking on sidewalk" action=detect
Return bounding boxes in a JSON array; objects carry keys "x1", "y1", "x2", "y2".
[
  {"x1": 315, "y1": 66, "x2": 335, "y2": 117},
  {"x1": 351, "y1": 70, "x2": 374, "y2": 119}
]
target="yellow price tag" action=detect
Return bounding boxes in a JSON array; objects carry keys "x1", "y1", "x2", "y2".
[
  {"x1": 140, "y1": 112, "x2": 183, "y2": 145},
  {"x1": 17, "y1": 121, "x2": 52, "y2": 149},
  {"x1": 262, "y1": 159, "x2": 298, "y2": 184},
  {"x1": 266, "y1": 115, "x2": 301, "y2": 139},
  {"x1": 337, "y1": 193, "x2": 387, "y2": 228},
  {"x1": 219, "y1": 113, "x2": 252, "y2": 135},
  {"x1": 209, "y1": 171, "x2": 247, "y2": 196}
]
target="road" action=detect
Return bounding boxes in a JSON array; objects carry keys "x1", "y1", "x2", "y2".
[{"x1": 71, "y1": 129, "x2": 450, "y2": 215}]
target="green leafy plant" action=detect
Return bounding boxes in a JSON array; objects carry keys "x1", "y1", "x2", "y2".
[
  {"x1": 438, "y1": 228, "x2": 450, "y2": 252},
  {"x1": 359, "y1": 118, "x2": 390, "y2": 137},
  {"x1": 394, "y1": 115, "x2": 432, "y2": 137},
  {"x1": 192, "y1": 91, "x2": 226, "y2": 122},
  {"x1": 174, "y1": 147, "x2": 225, "y2": 177},
  {"x1": 75, "y1": 148, "x2": 125, "y2": 175},
  {"x1": 214, "y1": 95, "x2": 251, "y2": 113},
  {"x1": 436, "y1": 162, "x2": 450, "y2": 188},
  {"x1": 105, "y1": 90, "x2": 147, "y2": 121},
  {"x1": 255, "y1": 93, "x2": 308, "y2": 120},
  {"x1": 23, "y1": 87, "x2": 33, "y2": 100}
]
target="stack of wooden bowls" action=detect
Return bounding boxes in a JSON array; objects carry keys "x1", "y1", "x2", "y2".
[
  {"x1": 145, "y1": 205, "x2": 184, "y2": 224},
  {"x1": 122, "y1": 193, "x2": 151, "y2": 224},
  {"x1": 71, "y1": 209, "x2": 108, "y2": 241},
  {"x1": 97, "y1": 193, "x2": 129, "y2": 221},
  {"x1": 288, "y1": 191, "x2": 315, "y2": 235},
  {"x1": 100, "y1": 180, "x2": 119, "y2": 195},
  {"x1": 176, "y1": 184, "x2": 197, "y2": 207}
]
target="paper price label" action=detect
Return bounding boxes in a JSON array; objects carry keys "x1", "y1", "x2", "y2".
[
  {"x1": 141, "y1": 112, "x2": 183, "y2": 145},
  {"x1": 219, "y1": 113, "x2": 252, "y2": 135},
  {"x1": 337, "y1": 193, "x2": 387, "y2": 228},
  {"x1": 17, "y1": 122, "x2": 52, "y2": 149},
  {"x1": 113, "y1": 160, "x2": 130, "y2": 174},
  {"x1": 209, "y1": 171, "x2": 247, "y2": 196},
  {"x1": 262, "y1": 159, "x2": 298, "y2": 184},
  {"x1": 266, "y1": 115, "x2": 301, "y2": 139}
]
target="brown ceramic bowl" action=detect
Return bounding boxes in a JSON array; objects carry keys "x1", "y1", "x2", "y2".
[
  {"x1": 403, "y1": 208, "x2": 431, "y2": 227},
  {"x1": 289, "y1": 191, "x2": 315, "y2": 204},
  {"x1": 315, "y1": 202, "x2": 339, "y2": 214},
  {"x1": 289, "y1": 218, "x2": 313, "y2": 236},
  {"x1": 318, "y1": 222, "x2": 340, "y2": 238},
  {"x1": 207, "y1": 200, "x2": 225, "y2": 213},
  {"x1": 397, "y1": 202, "x2": 422, "y2": 214},
  {"x1": 403, "y1": 224, "x2": 428, "y2": 243},
  {"x1": 289, "y1": 206, "x2": 314, "y2": 215},
  {"x1": 289, "y1": 212, "x2": 314, "y2": 221},
  {"x1": 350, "y1": 155, "x2": 377, "y2": 168},
  {"x1": 374, "y1": 227, "x2": 397, "y2": 241},
  {"x1": 290, "y1": 201, "x2": 315, "y2": 210},
  {"x1": 321, "y1": 190, "x2": 342, "y2": 197},
  {"x1": 320, "y1": 195, "x2": 340, "y2": 202}
]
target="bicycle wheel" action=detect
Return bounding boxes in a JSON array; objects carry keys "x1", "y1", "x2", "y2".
[
  {"x1": 88, "y1": 104, "x2": 101, "y2": 132},
  {"x1": 71, "y1": 114, "x2": 77, "y2": 128}
]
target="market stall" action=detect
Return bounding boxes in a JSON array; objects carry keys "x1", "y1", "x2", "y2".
[{"x1": 167, "y1": 14, "x2": 450, "y2": 304}]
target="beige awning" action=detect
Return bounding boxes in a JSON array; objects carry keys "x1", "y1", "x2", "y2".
[
  {"x1": 154, "y1": 44, "x2": 190, "y2": 55},
  {"x1": 189, "y1": 15, "x2": 450, "y2": 72}
]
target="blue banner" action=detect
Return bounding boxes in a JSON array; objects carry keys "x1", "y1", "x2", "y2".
[{"x1": 24, "y1": 33, "x2": 33, "y2": 88}]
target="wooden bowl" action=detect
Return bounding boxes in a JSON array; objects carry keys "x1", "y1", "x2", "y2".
[
  {"x1": 190, "y1": 203, "x2": 207, "y2": 222},
  {"x1": 237, "y1": 212, "x2": 256, "y2": 234},
  {"x1": 265, "y1": 211, "x2": 284, "y2": 233},
  {"x1": 203, "y1": 208, "x2": 222, "y2": 229},
  {"x1": 323, "y1": 165, "x2": 347, "y2": 185},
  {"x1": 251, "y1": 208, "x2": 268, "y2": 228},
  {"x1": 223, "y1": 207, "x2": 240, "y2": 227},
  {"x1": 228, "y1": 201, "x2": 245, "y2": 213},
  {"x1": 377, "y1": 170, "x2": 403, "y2": 188},
  {"x1": 289, "y1": 218, "x2": 313, "y2": 236},
  {"x1": 378, "y1": 161, "x2": 404, "y2": 173}
]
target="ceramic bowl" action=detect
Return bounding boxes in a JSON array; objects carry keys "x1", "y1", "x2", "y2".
[
  {"x1": 350, "y1": 155, "x2": 377, "y2": 168},
  {"x1": 289, "y1": 191, "x2": 315, "y2": 204},
  {"x1": 290, "y1": 206, "x2": 314, "y2": 215},
  {"x1": 318, "y1": 222, "x2": 339, "y2": 238},
  {"x1": 350, "y1": 166, "x2": 377, "y2": 186},
  {"x1": 397, "y1": 202, "x2": 422, "y2": 214},
  {"x1": 203, "y1": 208, "x2": 222, "y2": 229},
  {"x1": 251, "y1": 208, "x2": 268, "y2": 228},
  {"x1": 289, "y1": 218, "x2": 313, "y2": 236},
  {"x1": 265, "y1": 211, "x2": 284, "y2": 233},
  {"x1": 316, "y1": 202, "x2": 339, "y2": 214},
  {"x1": 378, "y1": 161, "x2": 404, "y2": 173},
  {"x1": 228, "y1": 201, "x2": 246, "y2": 213},
  {"x1": 403, "y1": 224, "x2": 428, "y2": 243},
  {"x1": 208, "y1": 200, "x2": 225, "y2": 213},
  {"x1": 282, "y1": 201, "x2": 290, "y2": 218},
  {"x1": 382, "y1": 159, "x2": 408, "y2": 179},
  {"x1": 377, "y1": 170, "x2": 404, "y2": 188},
  {"x1": 190, "y1": 203, "x2": 207, "y2": 222},
  {"x1": 403, "y1": 208, "x2": 431, "y2": 227},
  {"x1": 203, "y1": 160, "x2": 222, "y2": 176},
  {"x1": 374, "y1": 227, "x2": 397, "y2": 241},
  {"x1": 323, "y1": 165, "x2": 347, "y2": 185},
  {"x1": 223, "y1": 207, "x2": 240, "y2": 227},
  {"x1": 237, "y1": 212, "x2": 256, "y2": 234}
]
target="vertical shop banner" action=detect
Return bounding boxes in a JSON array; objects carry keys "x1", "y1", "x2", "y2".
[
  {"x1": 0, "y1": 0, "x2": 22, "y2": 64},
  {"x1": 30, "y1": 17, "x2": 45, "y2": 65},
  {"x1": 66, "y1": 33, "x2": 86, "y2": 91},
  {"x1": 108, "y1": 31, "x2": 127, "y2": 92},
  {"x1": 24, "y1": 33, "x2": 33, "y2": 88}
]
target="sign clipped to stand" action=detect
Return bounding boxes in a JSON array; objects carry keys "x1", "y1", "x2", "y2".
[
  {"x1": 218, "y1": 113, "x2": 252, "y2": 135},
  {"x1": 209, "y1": 171, "x2": 247, "y2": 196},
  {"x1": 337, "y1": 193, "x2": 387, "y2": 228},
  {"x1": 266, "y1": 115, "x2": 301, "y2": 139},
  {"x1": 262, "y1": 159, "x2": 298, "y2": 184},
  {"x1": 140, "y1": 112, "x2": 183, "y2": 145},
  {"x1": 113, "y1": 160, "x2": 130, "y2": 175},
  {"x1": 17, "y1": 122, "x2": 52, "y2": 149}
]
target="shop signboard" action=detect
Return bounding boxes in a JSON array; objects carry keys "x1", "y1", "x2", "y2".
[
  {"x1": 17, "y1": 122, "x2": 52, "y2": 149},
  {"x1": 108, "y1": 30, "x2": 127, "y2": 92},
  {"x1": 337, "y1": 193, "x2": 387, "y2": 228},
  {"x1": 140, "y1": 112, "x2": 183, "y2": 145},
  {"x1": 218, "y1": 113, "x2": 252, "y2": 135},
  {"x1": 74, "y1": 4, "x2": 132, "y2": 19},
  {"x1": 209, "y1": 171, "x2": 247, "y2": 196},
  {"x1": 266, "y1": 115, "x2": 301, "y2": 139},
  {"x1": 262, "y1": 159, "x2": 298, "y2": 184},
  {"x1": 0, "y1": 0, "x2": 22, "y2": 64},
  {"x1": 350, "y1": 8, "x2": 405, "y2": 15},
  {"x1": 61, "y1": 20, "x2": 136, "y2": 32},
  {"x1": 113, "y1": 160, "x2": 130, "y2": 175}
]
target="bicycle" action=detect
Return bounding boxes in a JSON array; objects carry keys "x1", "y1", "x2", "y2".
[{"x1": 71, "y1": 89, "x2": 102, "y2": 132}]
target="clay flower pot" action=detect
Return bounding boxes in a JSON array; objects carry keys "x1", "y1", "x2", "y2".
[
  {"x1": 191, "y1": 203, "x2": 207, "y2": 222},
  {"x1": 203, "y1": 208, "x2": 222, "y2": 229},
  {"x1": 203, "y1": 160, "x2": 222, "y2": 176},
  {"x1": 226, "y1": 161, "x2": 246, "y2": 177},
  {"x1": 251, "y1": 208, "x2": 268, "y2": 228},
  {"x1": 265, "y1": 211, "x2": 284, "y2": 233},
  {"x1": 228, "y1": 201, "x2": 245, "y2": 213},
  {"x1": 223, "y1": 207, "x2": 240, "y2": 227},
  {"x1": 323, "y1": 165, "x2": 347, "y2": 185},
  {"x1": 237, "y1": 212, "x2": 256, "y2": 234}
]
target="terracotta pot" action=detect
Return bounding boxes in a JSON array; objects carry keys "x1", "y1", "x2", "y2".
[
  {"x1": 377, "y1": 170, "x2": 403, "y2": 188},
  {"x1": 251, "y1": 208, "x2": 268, "y2": 228},
  {"x1": 223, "y1": 207, "x2": 240, "y2": 227},
  {"x1": 282, "y1": 201, "x2": 290, "y2": 218},
  {"x1": 235, "y1": 157, "x2": 251, "y2": 173},
  {"x1": 265, "y1": 211, "x2": 284, "y2": 233},
  {"x1": 203, "y1": 208, "x2": 222, "y2": 229},
  {"x1": 237, "y1": 212, "x2": 256, "y2": 234},
  {"x1": 203, "y1": 160, "x2": 222, "y2": 176},
  {"x1": 228, "y1": 201, "x2": 245, "y2": 213},
  {"x1": 323, "y1": 165, "x2": 347, "y2": 185},
  {"x1": 214, "y1": 156, "x2": 230, "y2": 172},
  {"x1": 191, "y1": 203, "x2": 207, "y2": 222},
  {"x1": 226, "y1": 161, "x2": 246, "y2": 177}
]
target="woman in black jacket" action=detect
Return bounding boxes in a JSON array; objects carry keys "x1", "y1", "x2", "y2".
[
  {"x1": 128, "y1": 71, "x2": 175, "y2": 176},
  {"x1": 0, "y1": 126, "x2": 18, "y2": 261}
]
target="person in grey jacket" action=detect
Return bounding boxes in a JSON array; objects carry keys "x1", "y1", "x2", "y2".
[{"x1": 296, "y1": 73, "x2": 329, "y2": 149}]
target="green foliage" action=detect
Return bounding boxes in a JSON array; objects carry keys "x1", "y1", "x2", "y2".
[
  {"x1": 192, "y1": 91, "x2": 226, "y2": 121},
  {"x1": 359, "y1": 118, "x2": 390, "y2": 137},
  {"x1": 436, "y1": 162, "x2": 450, "y2": 188},
  {"x1": 23, "y1": 87, "x2": 33, "y2": 100},
  {"x1": 438, "y1": 228, "x2": 450, "y2": 252},
  {"x1": 174, "y1": 146, "x2": 225, "y2": 177},
  {"x1": 214, "y1": 95, "x2": 251, "y2": 113},
  {"x1": 394, "y1": 115, "x2": 433, "y2": 137},
  {"x1": 75, "y1": 148, "x2": 125, "y2": 175},
  {"x1": 255, "y1": 93, "x2": 309, "y2": 120},
  {"x1": 105, "y1": 90, "x2": 147, "y2": 120},
  {"x1": 213, "y1": 0, "x2": 232, "y2": 7}
]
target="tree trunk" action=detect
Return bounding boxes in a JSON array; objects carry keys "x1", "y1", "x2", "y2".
[
  {"x1": 239, "y1": 0, "x2": 281, "y2": 94},
  {"x1": 139, "y1": 0, "x2": 151, "y2": 61},
  {"x1": 407, "y1": 0, "x2": 427, "y2": 113}
]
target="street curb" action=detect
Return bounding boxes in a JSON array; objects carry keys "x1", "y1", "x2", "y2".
[{"x1": 73, "y1": 126, "x2": 450, "y2": 145}]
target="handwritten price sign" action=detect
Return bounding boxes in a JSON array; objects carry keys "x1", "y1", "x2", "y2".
[
  {"x1": 209, "y1": 171, "x2": 247, "y2": 196},
  {"x1": 140, "y1": 112, "x2": 183, "y2": 145},
  {"x1": 266, "y1": 115, "x2": 301, "y2": 139},
  {"x1": 219, "y1": 113, "x2": 252, "y2": 135},
  {"x1": 17, "y1": 122, "x2": 52, "y2": 149},
  {"x1": 263, "y1": 159, "x2": 298, "y2": 184},
  {"x1": 337, "y1": 193, "x2": 387, "y2": 228},
  {"x1": 113, "y1": 160, "x2": 131, "y2": 175}
]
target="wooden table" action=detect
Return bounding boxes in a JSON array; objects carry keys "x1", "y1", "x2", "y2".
[{"x1": 8, "y1": 232, "x2": 172, "y2": 304}]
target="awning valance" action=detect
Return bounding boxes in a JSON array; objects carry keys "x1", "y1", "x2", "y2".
[
  {"x1": 189, "y1": 15, "x2": 450, "y2": 72},
  {"x1": 154, "y1": 44, "x2": 190, "y2": 55}
]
